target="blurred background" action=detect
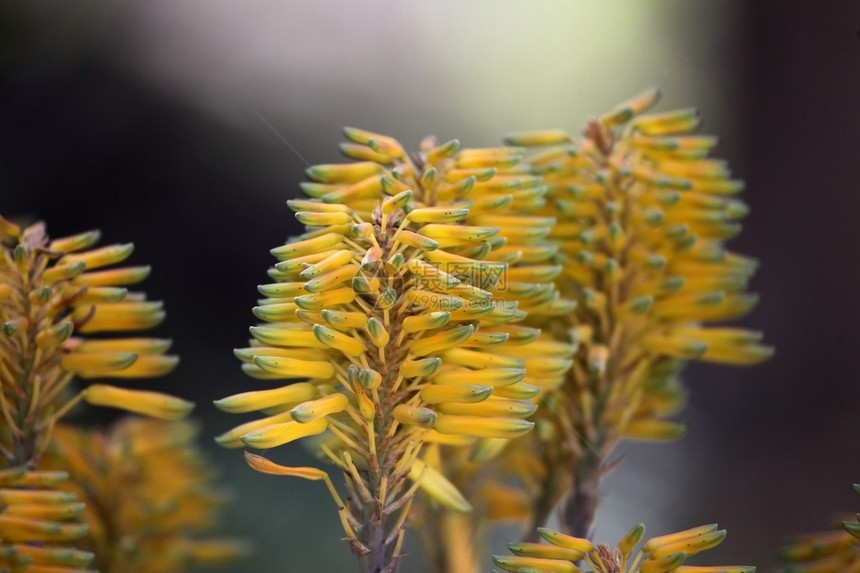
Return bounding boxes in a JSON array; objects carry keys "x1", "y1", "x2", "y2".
[{"x1": 2, "y1": 0, "x2": 859, "y2": 571}]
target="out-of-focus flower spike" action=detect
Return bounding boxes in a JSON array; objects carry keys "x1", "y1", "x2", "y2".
[
  {"x1": 779, "y1": 483, "x2": 860, "y2": 570},
  {"x1": 40, "y1": 421, "x2": 247, "y2": 572},
  {"x1": 498, "y1": 524, "x2": 750, "y2": 573},
  {"x1": 484, "y1": 90, "x2": 770, "y2": 541}
]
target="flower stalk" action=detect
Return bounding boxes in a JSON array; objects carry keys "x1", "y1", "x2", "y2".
[{"x1": 495, "y1": 88, "x2": 772, "y2": 539}]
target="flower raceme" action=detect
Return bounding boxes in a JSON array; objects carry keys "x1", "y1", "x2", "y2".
[
  {"x1": 506, "y1": 85, "x2": 773, "y2": 441},
  {"x1": 234, "y1": 130, "x2": 577, "y2": 572},
  {"x1": 0, "y1": 216, "x2": 192, "y2": 571},
  {"x1": 494, "y1": 523, "x2": 755, "y2": 573},
  {"x1": 215, "y1": 190, "x2": 543, "y2": 572},
  {"x1": 0, "y1": 217, "x2": 192, "y2": 456},
  {"x1": 491, "y1": 88, "x2": 772, "y2": 536},
  {"x1": 300, "y1": 130, "x2": 581, "y2": 572},
  {"x1": 778, "y1": 484, "x2": 860, "y2": 573},
  {"x1": 40, "y1": 419, "x2": 248, "y2": 573},
  {"x1": 0, "y1": 467, "x2": 92, "y2": 571}
]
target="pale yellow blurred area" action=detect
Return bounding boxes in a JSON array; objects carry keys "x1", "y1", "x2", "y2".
[{"x1": 23, "y1": 0, "x2": 743, "y2": 148}]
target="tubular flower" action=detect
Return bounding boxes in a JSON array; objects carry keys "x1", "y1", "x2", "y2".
[
  {"x1": 0, "y1": 467, "x2": 92, "y2": 572},
  {"x1": 299, "y1": 129, "x2": 578, "y2": 572},
  {"x1": 216, "y1": 193, "x2": 540, "y2": 572},
  {"x1": 777, "y1": 484, "x2": 860, "y2": 572},
  {"x1": 494, "y1": 523, "x2": 755, "y2": 573},
  {"x1": 492, "y1": 88, "x2": 772, "y2": 537},
  {"x1": 39, "y1": 419, "x2": 249, "y2": 573},
  {"x1": 0, "y1": 216, "x2": 192, "y2": 569}
]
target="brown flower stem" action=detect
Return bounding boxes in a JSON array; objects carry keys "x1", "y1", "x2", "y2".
[
  {"x1": 560, "y1": 445, "x2": 602, "y2": 538},
  {"x1": 524, "y1": 447, "x2": 567, "y2": 542},
  {"x1": 358, "y1": 502, "x2": 388, "y2": 573}
]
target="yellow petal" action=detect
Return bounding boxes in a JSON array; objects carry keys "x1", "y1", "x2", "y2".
[
  {"x1": 312, "y1": 324, "x2": 365, "y2": 356},
  {"x1": 241, "y1": 417, "x2": 328, "y2": 449},
  {"x1": 244, "y1": 452, "x2": 329, "y2": 480},
  {"x1": 408, "y1": 460, "x2": 471, "y2": 513},
  {"x1": 214, "y1": 383, "x2": 318, "y2": 413},
  {"x1": 60, "y1": 243, "x2": 134, "y2": 270},
  {"x1": 253, "y1": 355, "x2": 336, "y2": 379},
  {"x1": 434, "y1": 414, "x2": 533, "y2": 439},
  {"x1": 290, "y1": 393, "x2": 349, "y2": 423},
  {"x1": 83, "y1": 384, "x2": 194, "y2": 420}
]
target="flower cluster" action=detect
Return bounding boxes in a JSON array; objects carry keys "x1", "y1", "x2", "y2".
[
  {"x1": 494, "y1": 522, "x2": 754, "y2": 573},
  {"x1": 0, "y1": 217, "x2": 192, "y2": 458},
  {"x1": 40, "y1": 419, "x2": 248, "y2": 573},
  {"x1": 0, "y1": 216, "x2": 193, "y2": 570},
  {"x1": 489, "y1": 88, "x2": 772, "y2": 536},
  {"x1": 778, "y1": 484, "x2": 860, "y2": 573},
  {"x1": 0, "y1": 467, "x2": 92, "y2": 571},
  {"x1": 216, "y1": 185, "x2": 548, "y2": 571},
  {"x1": 216, "y1": 94, "x2": 770, "y2": 571}
]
